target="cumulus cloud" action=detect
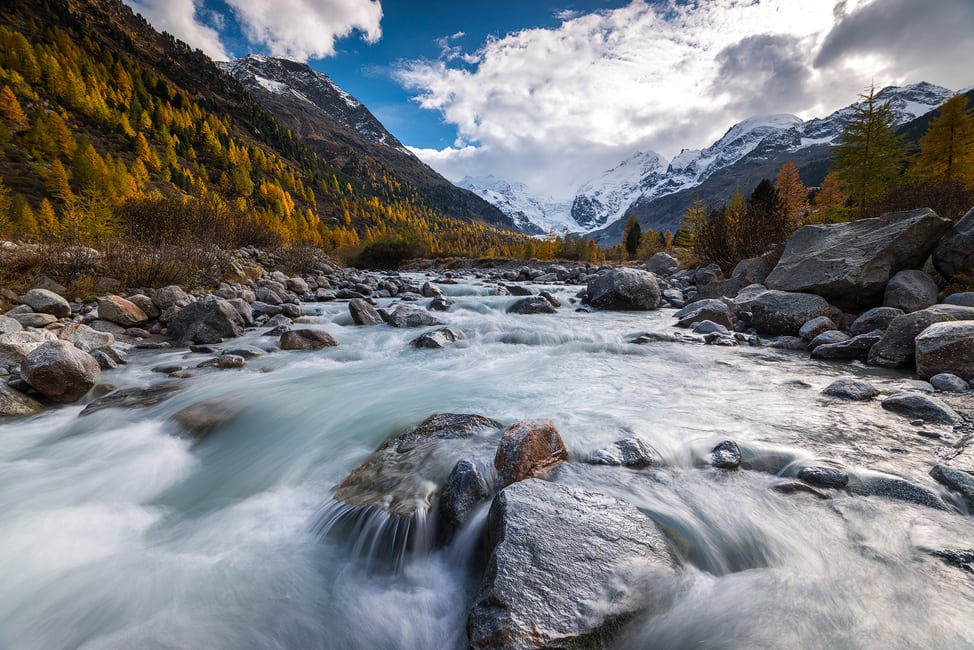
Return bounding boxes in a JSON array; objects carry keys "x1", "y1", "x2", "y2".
[
  {"x1": 123, "y1": 0, "x2": 383, "y2": 62},
  {"x1": 125, "y1": 0, "x2": 229, "y2": 60},
  {"x1": 397, "y1": 0, "x2": 974, "y2": 198}
]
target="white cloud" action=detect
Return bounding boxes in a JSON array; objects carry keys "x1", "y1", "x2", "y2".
[
  {"x1": 397, "y1": 0, "x2": 974, "y2": 199},
  {"x1": 124, "y1": 0, "x2": 229, "y2": 60},
  {"x1": 225, "y1": 0, "x2": 383, "y2": 61}
]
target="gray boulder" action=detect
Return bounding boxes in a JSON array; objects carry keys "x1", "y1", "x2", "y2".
[
  {"x1": 930, "y1": 373, "x2": 969, "y2": 392},
  {"x1": 382, "y1": 304, "x2": 444, "y2": 328},
  {"x1": 0, "y1": 382, "x2": 44, "y2": 417},
  {"x1": 646, "y1": 252, "x2": 679, "y2": 276},
  {"x1": 808, "y1": 330, "x2": 850, "y2": 349},
  {"x1": 151, "y1": 285, "x2": 192, "y2": 311},
  {"x1": 674, "y1": 299, "x2": 733, "y2": 329},
  {"x1": 439, "y1": 459, "x2": 490, "y2": 529},
  {"x1": 850, "y1": 476, "x2": 948, "y2": 510},
  {"x1": 821, "y1": 379, "x2": 880, "y2": 401},
  {"x1": 731, "y1": 250, "x2": 779, "y2": 285},
  {"x1": 167, "y1": 300, "x2": 245, "y2": 345},
  {"x1": 933, "y1": 206, "x2": 974, "y2": 279},
  {"x1": 127, "y1": 294, "x2": 160, "y2": 319},
  {"x1": 410, "y1": 327, "x2": 465, "y2": 349},
  {"x1": 96, "y1": 295, "x2": 148, "y2": 327},
  {"x1": 694, "y1": 263, "x2": 724, "y2": 286},
  {"x1": 881, "y1": 392, "x2": 960, "y2": 425},
  {"x1": 21, "y1": 288, "x2": 70, "y2": 318},
  {"x1": 883, "y1": 270, "x2": 939, "y2": 313},
  {"x1": 421, "y1": 281, "x2": 444, "y2": 298},
  {"x1": 799, "y1": 315, "x2": 837, "y2": 340},
  {"x1": 930, "y1": 465, "x2": 974, "y2": 510},
  {"x1": 867, "y1": 308, "x2": 955, "y2": 369},
  {"x1": 57, "y1": 323, "x2": 115, "y2": 351},
  {"x1": 944, "y1": 292, "x2": 974, "y2": 307},
  {"x1": 467, "y1": 479, "x2": 674, "y2": 650},
  {"x1": 586, "y1": 268, "x2": 661, "y2": 311},
  {"x1": 929, "y1": 304, "x2": 974, "y2": 320},
  {"x1": 765, "y1": 208, "x2": 953, "y2": 310},
  {"x1": 0, "y1": 315, "x2": 22, "y2": 335},
  {"x1": 915, "y1": 321, "x2": 974, "y2": 380},
  {"x1": 20, "y1": 340, "x2": 100, "y2": 403},
  {"x1": 10, "y1": 313, "x2": 56, "y2": 328},
  {"x1": 280, "y1": 329, "x2": 337, "y2": 350},
  {"x1": 348, "y1": 298, "x2": 384, "y2": 326},
  {"x1": 749, "y1": 290, "x2": 833, "y2": 336},
  {"x1": 0, "y1": 330, "x2": 57, "y2": 369},
  {"x1": 587, "y1": 437, "x2": 659, "y2": 468},
  {"x1": 506, "y1": 296, "x2": 557, "y2": 315},
  {"x1": 810, "y1": 330, "x2": 883, "y2": 360},
  {"x1": 849, "y1": 306, "x2": 904, "y2": 336}
]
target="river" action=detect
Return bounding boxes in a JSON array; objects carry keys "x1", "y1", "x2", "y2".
[{"x1": 1, "y1": 274, "x2": 972, "y2": 649}]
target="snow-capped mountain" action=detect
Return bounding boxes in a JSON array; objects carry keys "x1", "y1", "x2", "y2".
[
  {"x1": 475, "y1": 82, "x2": 954, "y2": 237},
  {"x1": 458, "y1": 176, "x2": 577, "y2": 235}
]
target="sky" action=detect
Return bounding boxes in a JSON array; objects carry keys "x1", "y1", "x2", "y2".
[{"x1": 123, "y1": 0, "x2": 974, "y2": 199}]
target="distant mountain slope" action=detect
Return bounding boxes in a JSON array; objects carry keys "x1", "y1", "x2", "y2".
[
  {"x1": 219, "y1": 55, "x2": 515, "y2": 231},
  {"x1": 457, "y1": 175, "x2": 576, "y2": 236}
]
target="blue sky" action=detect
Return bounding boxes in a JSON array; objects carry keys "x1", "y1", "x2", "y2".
[{"x1": 124, "y1": 0, "x2": 974, "y2": 198}]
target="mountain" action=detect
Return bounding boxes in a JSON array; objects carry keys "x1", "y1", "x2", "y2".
[
  {"x1": 570, "y1": 151, "x2": 666, "y2": 230},
  {"x1": 219, "y1": 55, "x2": 515, "y2": 231},
  {"x1": 457, "y1": 176, "x2": 576, "y2": 236}
]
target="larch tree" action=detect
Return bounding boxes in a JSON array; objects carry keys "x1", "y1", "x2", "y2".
[
  {"x1": 46, "y1": 158, "x2": 74, "y2": 203},
  {"x1": 774, "y1": 160, "x2": 810, "y2": 230},
  {"x1": 0, "y1": 85, "x2": 27, "y2": 126},
  {"x1": 915, "y1": 94, "x2": 974, "y2": 186},
  {"x1": 679, "y1": 197, "x2": 709, "y2": 247},
  {"x1": 813, "y1": 171, "x2": 848, "y2": 222},
  {"x1": 832, "y1": 86, "x2": 907, "y2": 218}
]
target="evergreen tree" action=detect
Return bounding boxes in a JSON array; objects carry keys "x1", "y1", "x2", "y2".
[
  {"x1": 679, "y1": 197, "x2": 709, "y2": 247},
  {"x1": 622, "y1": 215, "x2": 642, "y2": 258},
  {"x1": 832, "y1": 86, "x2": 906, "y2": 218},
  {"x1": 915, "y1": 94, "x2": 974, "y2": 186},
  {"x1": 774, "y1": 160, "x2": 809, "y2": 230}
]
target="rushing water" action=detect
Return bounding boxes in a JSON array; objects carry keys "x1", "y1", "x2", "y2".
[{"x1": 1, "y1": 275, "x2": 972, "y2": 649}]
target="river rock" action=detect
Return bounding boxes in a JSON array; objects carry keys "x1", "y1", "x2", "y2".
[
  {"x1": 382, "y1": 304, "x2": 444, "y2": 328},
  {"x1": 0, "y1": 315, "x2": 21, "y2": 335},
  {"x1": 930, "y1": 304, "x2": 974, "y2": 321},
  {"x1": 467, "y1": 479, "x2": 674, "y2": 650},
  {"x1": 280, "y1": 328, "x2": 337, "y2": 350},
  {"x1": 693, "y1": 320, "x2": 729, "y2": 335},
  {"x1": 439, "y1": 459, "x2": 490, "y2": 529},
  {"x1": 797, "y1": 466, "x2": 849, "y2": 488},
  {"x1": 217, "y1": 354, "x2": 246, "y2": 369},
  {"x1": 20, "y1": 288, "x2": 71, "y2": 318},
  {"x1": 348, "y1": 298, "x2": 384, "y2": 326},
  {"x1": 851, "y1": 475, "x2": 948, "y2": 510},
  {"x1": 711, "y1": 440, "x2": 742, "y2": 469},
  {"x1": 96, "y1": 296, "x2": 148, "y2": 327},
  {"x1": 731, "y1": 250, "x2": 779, "y2": 285},
  {"x1": 410, "y1": 327, "x2": 464, "y2": 349},
  {"x1": 0, "y1": 382, "x2": 44, "y2": 417},
  {"x1": 127, "y1": 294, "x2": 160, "y2": 320},
  {"x1": 810, "y1": 330, "x2": 883, "y2": 360},
  {"x1": 647, "y1": 252, "x2": 679, "y2": 276},
  {"x1": 765, "y1": 208, "x2": 953, "y2": 310},
  {"x1": 749, "y1": 290, "x2": 833, "y2": 336},
  {"x1": 11, "y1": 313, "x2": 57, "y2": 328},
  {"x1": 674, "y1": 299, "x2": 733, "y2": 329},
  {"x1": 883, "y1": 270, "x2": 939, "y2": 313},
  {"x1": 929, "y1": 465, "x2": 974, "y2": 510},
  {"x1": 151, "y1": 285, "x2": 193, "y2": 311},
  {"x1": 881, "y1": 392, "x2": 960, "y2": 425},
  {"x1": 915, "y1": 321, "x2": 974, "y2": 380},
  {"x1": 586, "y1": 268, "x2": 661, "y2": 311},
  {"x1": 867, "y1": 308, "x2": 955, "y2": 369},
  {"x1": 80, "y1": 383, "x2": 182, "y2": 415},
  {"x1": 421, "y1": 281, "x2": 444, "y2": 298},
  {"x1": 587, "y1": 437, "x2": 659, "y2": 468},
  {"x1": 20, "y1": 340, "x2": 100, "y2": 403},
  {"x1": 930, "y1": 373, "x2": 969, "y2": 392},
  {"x1": 57, "y1": 322, "x2": 115, "y2": 350},
  {"x1": 494, "y1": 419, "x2": 568, "y2": 488},
  {"x1": 809, "y1": 330, "x2": 850, "y2": 349},
  {"x1": 335, "y1": 414, "x2": 502, "y2": 518},
  {"x1": 167, "y1": 299, "x2": 245, "y2": 345},
  {"x1": 507, "y1": 296, "x2": 557, "y2": 315},
  {"x1": 429, "y1": 296, "x2": 454, "y2": 312},
  {"x1": 170, "y1": 398, "x2": 243, "y2": 439},
  {"x1": 769, "y1": 336, "x2": 808, "y2": 351},
  {"x1": 944, "y1": 292, "x2": 974, "y2": 307},
  {"x1": 799, "y1": 316, "x2": 837, "y2": 340},
  {"x1": 821, "y1": 379, "x2": 879, "y2": 401},
  {"x1": 933, "y1": 206, "x2": 974, "y2": 279},
  {"x1": 849, "y1": 307, "x2": 904, "y2": 336}
]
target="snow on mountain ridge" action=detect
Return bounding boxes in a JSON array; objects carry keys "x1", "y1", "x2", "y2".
[{"x1": 458, "y1": 175, "x2": 578, "y2": 236}]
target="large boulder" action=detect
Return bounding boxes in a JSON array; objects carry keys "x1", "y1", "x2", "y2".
[
  {"x1": 439, "y1": 459, "x2": 490, "y2": 529},
  {"x1": 0, "y1": 382, "x2": 44, "y2": 417},
  {"x1": 810, "y1": 330, "x2": 883, "y2": 360},
  {"x1": 382, "y1": 304, "x2": 444, "y2": 328},
  {"x1": 20, "y1": 340, "x2": 100, "y2": 403},
  {"x1": 280, "y1": 328, "x2": 337, "y2": 350},
  {"x1": 674, "y1": 299, "x2": 733, "y2": 329},
  {"x1": 97, "y1": 295, "x2": 148, "y2": 327},
  {"x1": 151, "y1": 285, "x2": 193, "y2": 311},
  {"x1": 915, "y1": 321, "x2": 974, "y2": 380},
  {"x1": 348, "y1": 298, "x2": 384, "y2": 326},
  {"x1": 467, "y1": 479, "x2": 674, "y2": 650},
  {"x1": 883, "y1": 270, "x2": 939, "y2": 313},
  {"x1": 881, "y1": 392, "x2": 960, "y2": 425},
  {"x1": 765, "y1": 208, "x2": 953, "y2": 310},
  {"x1": 731, "y1": 249, "x2": 780, "y2": 285},
  {"x1": 20, "y1": 288, "x2": 70, "y2": 318},
  {"x1": 646, "y1": 252, "x2": 679, "y2": 276},
  {"x1": 410, "y1": 327, "x2": 464, "y2": 349},
  {"x1": 867, "y1": 308, "x2": 955, "y2": 369},
  {"x1": 849, "y1": 306, "x2": 904, "y2": 336},
  {"x1": 166, "y1": 299, "x2": 245, "y2": 345},
  {"x1": 57, "y1": 323, "x2": 115, "y2": 350},
  {"x1": 586, "y1": 268, "x2": 661, "y2": 311},
  {"x1": 494, "y1": 419, "x2": 568, "y2": 488},
  {"x1": 0, "y1": 329, "x2": 57, "y2": 368},
  {"x1": 933, "y1": 206, "x2": 974, "y2": 279},
  {"x1": 749, "y1": 290, "x2": 833, "y2": 336}
]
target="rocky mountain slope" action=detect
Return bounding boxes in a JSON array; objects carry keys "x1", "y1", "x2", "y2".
[
  {"x1": 456, "y1": 176, "x2": 575, "y2": 236},
  {"x1": 219, "y1": 55, "x2": 515, "y2": 230}
]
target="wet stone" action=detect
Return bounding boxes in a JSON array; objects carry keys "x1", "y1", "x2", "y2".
[
  {"x1": 587, "y1": 437, "x2": 659, "y2": 469},
  {"x1": 797, "y1": 466, "x2": 849, "y2": 488},
  {"x1": 711, "y1": 440, "x2": 742, "y2": 469}
]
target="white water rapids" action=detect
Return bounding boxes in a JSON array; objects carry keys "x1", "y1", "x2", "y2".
[{"x1": 1, "y1": 275, "x2": 972, "y2": 649}]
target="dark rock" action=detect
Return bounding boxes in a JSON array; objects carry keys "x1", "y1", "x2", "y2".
[
  {"x1": 383, "y1": 304, "x2": 444, "y2": 328},
  {"x1": 772, "y1": 481, "x2": 830, "y2": 499},
  {"x1": 506, "y1": 296, "x2": 557, "y2": 315},
  {"x1": 851, "y1": 475, "x2": 948, "y2": 510},
  {"x1": 539, "y1": 291, "x2": 561, "y2": 307},
  {"x1": 693, "y1": 320, "x2": 729, "y2": 335},
  {"x1": 586, "y1": 268, "x2": 661, "y2": 311},
  {"x1": 20, "y1": 340, "x2": 99, "y2": 403},
  {"x1": 883, "y1": 270, "x2": 939, "y2": 313},
  {"x1": 933, "y1": 206, "x2": 974, "y2": 279},
  {"x1": 0, "y1": 382, "x2": 44, "y2": 417},
  {"x1": 930, "y1": 373, "x2": 969, "y2": 392},
  {"x1": 932, "y1": 549, "x2": 974, "y2": 574},
  {"x1": 750, "y1": 290, "x2": 833, "y2": 336},
  {"x1": 849, "y1": 306, "x2": 904, "y2": 336},
  {"x1": 711, "y1": 440, "x2": 742, "y2": 469},
  {"x1": 944, "y1": 292, "x2": 974, "y2": 307},
  {"x1": 467, "y1": 479, "x2": 674, "y2": 650},
  {"x1": 810, "y1": 330, "x2": 882, "y2": 360},
  {"x1": 151, "y1": 363, "x2": 184, "y2": 374},
  {"x1": 494, "y1": 419, "x2": 568, "y2": 488},
  {"x1": 410, "y1": 327, "x2": 465, "y2": 349},
  {"x1": 12, "y1": 313, "x2": 57, "y2": 328},
  {"x1": 769, "y1": 336, "x2": 808, "y2": 351},
  {"x1": 167, "y1": 299, "x2": 246, "y2": 345},
  {"x1": 280, "y1": 328, "x2": 337, "y2": 350},
  {"x1": 429, "y1": 297, "x2": 454, "y2": 311},
  {"x1": 646, "y1": 252, "x2": 679, "y2": 276},
  {"x1": 280, "y1": 303, "x2": 302, "y2": 319},
  {"x1": 348, "y1": 298, "x2": 384, "y2": 326},
  {"x1": 439, "y1": 459, "x2": 490, "y2": 529},
  {"x1": 170, "y1": 398, "x2": 244, "y2": 439},
  {"x1": 881, "y1": 392, "x2": 960, "y2": 425},
  {"x1": 821, "y1": 379, "x2": 879, "y2": 401},
  {"x1": 915, "y1": 321, "x2": 974, "y2": 380},
  {"x1": 694, "y1": 263, "x2": 724, "y2": 286},
  {"x1": 799, "y1": 315, "x2": 837, "y2": 340},
  {"x1": 674, "y1": 299, "x2": 733, "y2": 329},
  {"x1": 80, "y1": 383, "x2": 182, "y2": 416},
  {"x1": 222, "y1": 345, "x2": 265, "y2": 359},
  {"x1": 217, "y1": 354, "x2": 246, "y2": 369},
  {"x1": 587, "y1": 437, "x2": 659, "y2": 468},
  {"x1": 808, "y1": 330, "x2": 850, "y2": 349},
  {"x1": 765, "y1": 208, "x2": 953, "y2": 310},
  {"x1": 797, "y1": 466, "x2": 849, "y2": 488},
  {"x1": 867, "y1": 308, "x2": 955, "y2": 369},
  {"x1": 731, "y1": 250, "x2": 779, "y2": 285},
  {"x1": 263, "y1": 325, "x2": 291, "y2": 337},
  {"x1": 930, "y1": 465, "x2": 974, "y2": 510}
]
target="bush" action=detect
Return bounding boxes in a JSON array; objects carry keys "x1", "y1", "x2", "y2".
[
  {"x1": 350, "y1": 234, "x2": 430, "y2": 269},
  {"x1": 99, "y1": 239, "x2": 228, "y2": 288}
]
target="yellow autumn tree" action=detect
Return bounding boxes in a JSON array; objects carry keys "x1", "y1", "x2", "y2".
[
  {"x1": 915, "y1": 94, "x2": 974, "y2": 186},
  {"x1": 774, "y1": 160, "x2": 810, "y2": 230},
  {"x1": 0, "y1": 85, "x2": 27, "y2": 126},
  {"x1": 46, "y1": 158, "x2": 74, "y2": 203}
]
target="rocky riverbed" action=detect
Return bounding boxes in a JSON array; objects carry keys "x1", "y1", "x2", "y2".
[{"x1": 1, "y1": 207, "x2": 973, "y2": 649}]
